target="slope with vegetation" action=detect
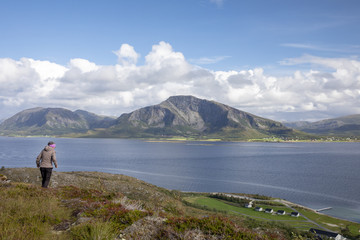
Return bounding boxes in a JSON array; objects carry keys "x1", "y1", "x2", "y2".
[
  {"x1": 107, "y1": 95, "x2": 302, "y2": 140},
  {"x1": 1, "y1": 168, "x2": 358, "y2": 240}
]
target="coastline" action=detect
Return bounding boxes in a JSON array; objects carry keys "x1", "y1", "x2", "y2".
[
  {"x1": 2, "y1": 167, "x2": 357, "y2": 224},
  {"x1": 1, "y1": 134, "x2": 360, "y2": 143}
]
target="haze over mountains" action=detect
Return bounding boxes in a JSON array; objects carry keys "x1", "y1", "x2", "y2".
[
  {"x1": 0, "y1": 107, "x2": 116, "y2": 136},
  {"x1": 0, "y1": 95, "x2": 358, "y2": 139},
  {"x1": 283, "y1": 114, "x2": 360, "y2": 136}
]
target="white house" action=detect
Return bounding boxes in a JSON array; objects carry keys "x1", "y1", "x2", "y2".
[
  {"x1": 310, "y1": 228, "x2": 347, "y2": 240},
  {"x1": 291, "y1": 212, "x2": 300, "y2": 217},
  {"x1": 255, "y1": 207, "x2": 263, "y2": 212},
  {"x1": 277, "y1": 210, "x2": 286, "y2": 215},
  {"x1": 265, "y1": 208, "x2": 273, "y2": 213},
  {"x1": 245, "y1": 201, "x2": 253, "y2": 208}
]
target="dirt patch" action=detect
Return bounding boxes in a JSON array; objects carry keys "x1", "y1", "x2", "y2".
[{"x1": 324, "y1": 222, "x2": 339, "y2": 227}]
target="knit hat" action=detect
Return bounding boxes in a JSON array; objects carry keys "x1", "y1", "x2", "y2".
[{"x1": 48, "y1": 141, "x2": 56, "y2": 148}]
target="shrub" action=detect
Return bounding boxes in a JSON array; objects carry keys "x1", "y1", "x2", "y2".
[{"x1": 70, "y1": 221, "x2": 117, "y2": 240}]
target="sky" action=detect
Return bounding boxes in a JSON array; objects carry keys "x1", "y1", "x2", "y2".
[{"x1": 1, "y1": 0, "x2": 360, "y2": 122}]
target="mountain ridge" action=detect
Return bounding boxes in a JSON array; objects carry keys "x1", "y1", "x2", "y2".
[
  {"x1": 283, "y1": 114, "x2": 360, "y2": 136},
  {"x1": 0, "y1": 95, "x2": 306, "y2": 140},
  {"x1": 0, "y1": 107, "x2": 116, "y2": 136},
  {"x1": 106, "y1": 95, "x2": 298, "y2": 140}
]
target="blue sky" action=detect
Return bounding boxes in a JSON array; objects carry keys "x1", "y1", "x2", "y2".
[{"x1": 1, "y1": 0, "x2": 360, "y2": 121}]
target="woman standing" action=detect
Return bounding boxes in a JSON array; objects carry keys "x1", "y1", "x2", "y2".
[{"x1": 36, "y1": 141, "x2": 58, "y2": 188}]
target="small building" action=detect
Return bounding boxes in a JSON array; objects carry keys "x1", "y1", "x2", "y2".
[
  {"x1": 277, "y1": 210, "x2": 286, "y2": 215},
  {"x1": 291, "y1": 212, "x2": 300, "y2": 217},
  {"x1": 245, "y1": 202, "x2": 253, "y2": 208},
  {"x1": 310, "y1": 228, "x2": 346, "y2": 240},
  {"x1": 264, "y1": 208, "x2": 273, "y2": 213},
  {"x1": 254, "y1": 207, "x2": 263, "y2": 212}
]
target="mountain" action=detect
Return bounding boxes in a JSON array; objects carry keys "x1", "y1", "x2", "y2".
[
  {"x1": 283, "y1": 114, "x2": 360, "y2": 136},
  {"x1": 105, "y1": 95, "x2": 299, "y2": 140},
  {"x1": 0, "y1": 96, "x2": 306, "y2": 140},
  {"x1": 74, "y1": 110, "x2": 116, "y2": 129},
  {"x1": 0, "y1": 107, "x2": 115, "y2": 136}
]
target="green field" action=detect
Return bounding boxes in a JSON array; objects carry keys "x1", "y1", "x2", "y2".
[
  {"x1": 184, "y1": 195, "x2": 360, "y2": 237},
  {"x1": 186, "y1": 197, "x2": 306, "y2": 221},
  {"x1": 294, "y1": 207, "x2": 360, "y2": 236}
]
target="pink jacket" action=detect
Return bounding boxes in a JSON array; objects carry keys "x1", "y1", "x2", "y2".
[{"x1": 36, "y1": 146, "x2": 58, "y2": 168}]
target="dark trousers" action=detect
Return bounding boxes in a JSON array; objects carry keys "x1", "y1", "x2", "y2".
[{"x1": 40, "y1": 167, "x2": 53, "y2": 188}]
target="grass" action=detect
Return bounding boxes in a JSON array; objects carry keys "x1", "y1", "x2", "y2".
[
  {"x1": 186, "y1": 196, "x2": 305, "y2": 221},
  {"x1": 0, "y1": 183, "x2": 71, "y2": 240},
  {"x1": 294, "y1": 207, "x2": 360, "y2": 237},
  {"x1": 184, "y1": 196, "x2": 360, "y2": 239},
  {"x1": 0, "y1": 182, "x2": 152, "y2": 240}
]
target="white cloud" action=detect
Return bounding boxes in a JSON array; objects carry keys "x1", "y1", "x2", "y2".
[
  {"x1": 69, "y1": 58, "x2": 99, "y2": 73},
  {"x1": 282, "y1": 43, "x2": 360, "y2": 54},
  {"x1": 189, "y1": 56, "x2": 230, "y2": 65},
  {"x1": 210, "y1": 0, "x2": 225, "y2": 7},
  {"x1": 1, "y1": 43, "x2": 360, "y2": 121},
  {"x1": 113, "y1": 43, "x2": 140, "y2": 66}
]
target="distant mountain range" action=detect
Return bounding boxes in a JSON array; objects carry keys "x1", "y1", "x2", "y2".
[
  {"x1": 284, "y1": 114, "x2": 360, "y2": 136},
  {"x1": 0, "y1": 107, "x2": 115, "y2": 136},
  {"x1": 0, "y1": 95, "x2": 312, "y2": 140}
]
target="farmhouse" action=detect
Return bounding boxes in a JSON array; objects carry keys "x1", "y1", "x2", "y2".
[
  {"x1": 245, "y1": 202, "x2": 253, "y2": 208},
  {"x1": 310, "y1": 228, "x2": 346, "y2": 240},
  {"x1": 291, "y1": 212, "x2": 300, "y2": 217},
  {"x1": 255, "y1": 207, "x2": 263, "y2": 212},
  {"x1": 264, "y1": 208, "x2": 273, "y2": 213},
  {"x1": 277, "y1": 210, "x2": 286, "y2": 215}
]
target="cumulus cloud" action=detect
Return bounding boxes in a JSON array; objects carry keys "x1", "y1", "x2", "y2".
[
  {"x1": 69, "y1": 58, "x2": 99, "y2": 73},
  {"x1": 0, "y1": 42, "x2": 360, "y2": 121},
  {"x1": 113, "y1": 43, "x2": 140, "y2": 66}
]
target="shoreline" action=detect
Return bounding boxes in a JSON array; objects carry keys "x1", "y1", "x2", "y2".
[
  {"x1": 189, "y1": 191, "x2": 360, "y2": 225},
  {"x1": 1, "y1": 135, "x2": 360, "y2": 143}
]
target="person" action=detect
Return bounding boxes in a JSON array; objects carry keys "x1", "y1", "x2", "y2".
[{"x1": 36, "y1": 141, "x2": 58, "y2": 188}]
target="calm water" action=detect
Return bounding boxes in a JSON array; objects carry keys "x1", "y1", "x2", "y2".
[{"x1": 0, "y1": 136, "x2": 359, "y2": 222}]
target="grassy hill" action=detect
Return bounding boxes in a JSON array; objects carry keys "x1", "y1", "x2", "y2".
[{"x1": 1, "y1": 168, "x2": 358, "y2": 239}]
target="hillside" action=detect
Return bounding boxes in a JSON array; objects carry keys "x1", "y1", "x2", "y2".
[
  {"x1": 284, "y1": 114, "x2": 360, "y2": 136},
  {"x1": 1, "y1": 168, "x2": 357, "y2": 239},
  {"x1": 104, "y1": 96, "x2": 302, "y2": 140},
  {"x1": 0, "y1": 108, "x2": 115, "y2": 136}
]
